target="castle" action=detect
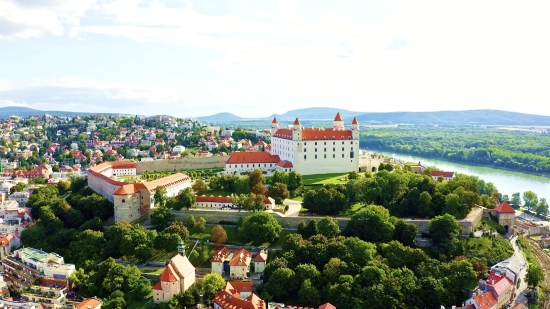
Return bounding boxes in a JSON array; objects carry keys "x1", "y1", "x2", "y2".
[
  {"x1": 87, "y1": 161, "x2": 191, "y2": 222},
  {"x1": 224, "y1": 113, "x2": 360, "y2": 175},
  {"x1": 269, "y1": 112, "x2": 360, "y2": 175}
]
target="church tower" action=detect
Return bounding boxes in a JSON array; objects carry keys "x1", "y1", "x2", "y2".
[
  {"x1": 177, "y1": 238, "x2": 186, "y2": 256},
  {"x1": 292, "y1": 118, "x2": 302, "y2": 141},
  {"x1": 333, "y1": 112, "x2": 344, "y2": 130},
  {"x1": 351, "y1": 117, "x2": 359, "y2": 140},
  {"x1": 270, "y1": 117, "x2": 279, "y2": 137}
]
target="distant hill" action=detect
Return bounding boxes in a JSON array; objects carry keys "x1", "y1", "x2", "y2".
[
  {"x1": 267, "y1": 107, "x2": 365, "y2": 121},
  {"x1": 0, "y1": 106, "x2": 119, "y2": 119},
  {"x1": 197, "y1": 108, "x2": 550, "y2": 126},
  {"x1": 195, "y1": 112, "x2": 243, "y2": 122},
  {"x1": 351, "y1": 109, "x2": 550, "y2": 126}
]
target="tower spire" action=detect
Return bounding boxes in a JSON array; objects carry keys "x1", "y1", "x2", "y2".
[{"x1": 177, "y1": 238, "x2": 186, "y2": 256}]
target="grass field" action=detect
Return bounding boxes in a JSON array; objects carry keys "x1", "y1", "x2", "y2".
[
  {"x1": 343, "y1": 203, "x2": 367, "y2": 216},
  {"x1": 202, "y1": 189, "x2": 232, "y2": 196},
  {"x1": 188, "y1": 225, "x2": 292, "y2": 248},
  {"x1": 302, "y1": 173, "x2": 349, "y2": 185},
  {"x1": 127, "y1": 296, "x2": 152, "y2": 309},
  {"x1": 464, "y1": 237, "x2": 493, "y2": 257},
  {"x1": 150, "y1": 249, "x2": 177, "y2": 262}
]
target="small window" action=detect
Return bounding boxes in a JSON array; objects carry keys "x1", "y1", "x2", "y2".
[
  {"x1": 324, "y1": 142, "x2": 326, "y2": 145},
  {"x1": 304, "y1": 155, "x2": 307, "y2": 160},
  {"x1": 342, "y1": 154, "x2": 345, "y2": 158},
  {"x1": 342, "y1": 147, "x2": 344, "y2": 151},
  {"x1": 324, "y1": 154, "x2": 326, "y2": 158},
  {"x1": 315, "y1": 148, "x2": 317, "y2": 152},
  {"x1": 333, "y1": 154, "x2": 335, "y2": 158},
  {"x1": 315, "y1": 155, "x2": 317, "y2": 159},
  {"x1": 315, "y1": 142, "x2": 317, "y2": 145},
  {"x1": 122, "y1": 199, "x2": 125, "y2": 203}
]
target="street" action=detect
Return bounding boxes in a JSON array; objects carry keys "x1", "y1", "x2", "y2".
[{"x1": 509, "y1": 235, "x2": 529, "y2": 307}]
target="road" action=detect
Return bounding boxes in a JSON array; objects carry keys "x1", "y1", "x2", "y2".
[
  {"x1": 282, "y1": 199, "x2": 302, "y2": 217},
  {"x1": 510, "y1": 235, "x2": 529, "y2": 307}
]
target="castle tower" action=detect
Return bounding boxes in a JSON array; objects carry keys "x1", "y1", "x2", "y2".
[
  {"x1": 270, "y1": 117, "x2": 279, "y2": 137},
  {"x1": 351, "y1": 117, "x2": 359, "y2": 140},
  {"x1": 333, "y1": 112, "x2": 344, "y2": 130},
  {"x1": 177, "y1": 238, "x2": 186, "y2": 256},
  {"x1": 292, "y1": 118, "x2": 302, "y2": 141}
]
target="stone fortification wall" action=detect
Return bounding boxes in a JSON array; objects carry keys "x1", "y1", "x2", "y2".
[
  {"x1": 172, "y1": 206, "x2": 482, "y2": 235},
  {"x1": 171, "y1": 209, "x2": 350, "y2": 230},
  {"x1": 135, "y1": 156, "x2": 227, "y2": 173}
]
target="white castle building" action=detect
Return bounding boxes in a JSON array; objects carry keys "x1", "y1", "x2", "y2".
[{"x1": 268, "y1": 112, "x2": 360, "y2": 175}]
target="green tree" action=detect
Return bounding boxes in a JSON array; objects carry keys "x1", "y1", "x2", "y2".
[
  {"x1": 153, "y1": 186, "x2": 168, "y2": 208},
  {"x1": 443, "y1": 193, "x2": 462, "y2": 218},
  {"x1": 195, "y1": 217, "x2": 206, "y2": 233},
  {"x1": 302, "y1": 219, "x2": 318, "y2": 239},
  {"x1": 298, "y1": 279, "x2": 320, "y2": 308},
  {"x1": 265, "y1": 268, "x2": 296, "y2": 299},
  {"x1": 187, "y1": 215, "x2": 196, "y2": 228},
  {"x1": 176, "y1": 187, "x2": 195, "y2": 210},
  {"x1": 249, "y1": 169, "x2": 265, "y2": 188},
  {"x1": 57, "y1": 180, "x2": 71, "y2": 195},
  {"x1": 154, "y1": 233, "x2": 181, "y2": 252},
  {"x1": 523, "y1": 191, "x2": 539, "y2": 212},
  {"x1": 344, "y1": 205, "x2": 395, "y2": 243},
  {"x1": 295, "y1": 263, "x2": 321, "y2": 286},
  {"x1": 192, "y1": 179, "x2": 207, "y2": 195},
  {"x1": 202, "y1": 273, "x2": 226, "y2": 301},
  {"x1": 428, "y1": 214, "x2": 460, "y2": 244},
  {"x1": 392, "y1": 220, "x2": 418, "y2": 247},
  {"x1": 135, "y1": 244, "x2": 153, "y2": 263},
  {"x1": 511, "y1": 192, "x2": 522, "y2": 207},
  {"x1": 150, "y1": 206, "x2": 175, "y2": 230},
  {"x1": 526, "y1": 264, "x2": 544, "y2": 287},
  {"x1": 269, "y1": 182, "x2": 290, "y2": 204},
  {"x1": 235, "y1": 176, "x2": 251, "y2": 194},
  {"x1": 536, "y1": 198, "x2": 549, "y2": 217},
  {"x1": 316, "y1": 217, "x2": 340, "y2": 238},
  {"x1": 348, "y1": 171, "x2": 360, "y2": 180},
  {"x1": 163, "y1": 221, "x2": 190, "y2": 243},
  {"x1": 297, "y1": 220, "x2": 307, "y2": 236},
  {"x1": 211, "y1": 225, "x2": 228, "y2": 244},
  {"x1": 239, "y1": 212, "x2": 282, "y2": 244},
  {"x1": 418, "y1": 191, "x2": 433, "y2": 218}
]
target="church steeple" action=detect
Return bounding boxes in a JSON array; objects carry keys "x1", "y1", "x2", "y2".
[{"x1": 177, "y1": 238, "x2": 186, "y2": 256}]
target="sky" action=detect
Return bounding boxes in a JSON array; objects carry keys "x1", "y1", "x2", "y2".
[{"x1": 0, "y1": 0, "x2": 549, "y2": 118}]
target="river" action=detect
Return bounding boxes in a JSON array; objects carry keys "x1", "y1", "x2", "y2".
[{"x1": 365, "y1": 150, "x2": 550, "y2": 201}]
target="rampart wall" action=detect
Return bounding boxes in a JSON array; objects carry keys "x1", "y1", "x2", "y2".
[{"x1": 134, "y1": 156, "x2": 227, "y2": 173}]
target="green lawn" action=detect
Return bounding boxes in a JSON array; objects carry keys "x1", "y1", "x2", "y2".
[
  {"x1": 464, "y1": 237, "x2": 493, "y2": 256},
  {"x1": 202, "y1": 189, "x2": 232, "y2": 196},
  {"x1": 188, "y1": 225, "x2": 292, "y2": 249},
  {"x1": 141, "y1": 268, "x2": 165, "y2": 275},
  {"x1": 150, "y1": 249, "x2": 177, "y2": 262},
  {"x1": 291, "y1": 196, "x2": 303, "y2": 202},
  {"x1": 343, "y1": 203, "x2": 367, "y2": 217},
  {"x1": 127, "y1": 297, "x2": 152, "y2": 309},
  {"x1": 480, "y1": 218, "x2": 502, "y2": 231},
  {"x1": 302, "y1": 173, "x2": 349, "y2": 185}
]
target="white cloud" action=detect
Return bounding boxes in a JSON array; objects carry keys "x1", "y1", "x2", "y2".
[{"x1": 0, "y1": 0, "x2": 96, "y2": 39}]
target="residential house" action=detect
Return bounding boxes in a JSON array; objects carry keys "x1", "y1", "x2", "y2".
[
  {"x1": 252, "y1": 250, "x2": 268, "y2": 273},
  {"x1": 224, "y1": 152, "x2": 281, "y2": 174},
  {"x1": 9, "y1": 191, "x2": 30, "y2": 207},
  {"x1": 228, "y1": 248, "x2": 251, "y2": 280},
  {"x1": 212, "y1": 282, "x2": 265, "y2": 309},
  {"x1": 225, "y1": 281, "x2": 252, "y2": 299},
  {"x1": 0, "y1": 275, "x2": 10, "y2": 299},
  {"x1": 431, "y1": 171, "x2": 455, "y2": 181},
  {"x1": 74, "y1": 298, "x2": 102, "y2": 309},
  {"x1": 195, "y1": 195, "x2": 274, "y2": 210}
]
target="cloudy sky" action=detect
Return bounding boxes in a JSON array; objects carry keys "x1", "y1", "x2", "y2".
[{"x1": 1, "y1": 0, "x2": 549, "y2": 118}]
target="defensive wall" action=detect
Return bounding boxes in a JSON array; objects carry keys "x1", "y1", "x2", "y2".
[
  {"x1": 172, "y1": 206, "x2": 482, "y2": 235},
  {"x1": 134, "y1": 156, "x2": 227, "y2": 173},
  {"x1": 172, "y1": 209, "x2": 351, "y2": 230}
]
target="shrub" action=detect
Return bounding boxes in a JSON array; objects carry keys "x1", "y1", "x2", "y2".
[{"x1": 284, "y1": 205, "x2": 289, "y2": 213}]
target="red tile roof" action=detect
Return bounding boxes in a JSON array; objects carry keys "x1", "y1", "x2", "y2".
[
  {"x1": 473, "y1": 290, "x2": 497, "y2": 309},
  {"x1": 351, "y1": 117, "x2": 358, "y2": 125},
  {"x1": 75, "y1": 298, "x2": 102, "y2": 309},
  {"x1": 229, "y1": 248, "x2": 252, "y2": 266},
  {"x1": 113, "y1": 184, "x2": 139, "y2": 195},
  {"x1": 159, "y1": 254, "x2": 195, "y2": 283},
  {"x1": 495, "y1": 201, "x2": 515, "y2": 213},
  {"x1": 214, "y1": 283, "x2": 265, "y2": 309},
  {"x1": 319, "y1": 303, "x2": 336, "y2": 309},
  {"x1": 301, "y1": 128, "x2": 352, "y2": 140},
  {"x1": 211, "y1": 246, "x2": 231, "y2": 263},
  {"x1": 277, "y1": 160, "x2": 293, "y2": 168},
  {"x1": 334, "y1": 112, "x2": 342, "y2": 121},
  {"x1": 487, "y1": 273, "x2": 513, "y2": 296},
  {"x1": 253, "y1": 250, "x2": 267, "y2": 262},
  {"x1": 228, "y1": 281, "x2": 252, "y2": 294},
  {"x1": 430, "y1": 171, "x2": 455, "y2": 178},
  {"x1": 152, "y1": 281, "x2": 162, "y2": 290},
  {"x1": 226, "y1": 152, "x2": 280, "y2": 164},
  {"x1": 293, "y1": 118, "x2": 300, "y2": 125},
  {"x1": 272, "y1": 118, "x2": 278, "y2": 123},
  {"x1": 273, "y1": 128, "x2": 293, "y2": 139}
]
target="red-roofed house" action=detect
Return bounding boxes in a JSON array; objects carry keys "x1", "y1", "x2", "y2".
[
  {"x1": 152, "y1": 251, "x2": 196, "y2": 303},
  {"x1": 466, "y1": 290, "x2": 498, "y2": 309},
  {"x1": 268, "y1": 113, "x2": 360, "y2": 175},
  {"x1": 195, "y1": 195, "x2": 275, "y2": 210},
  {"x1": 225, "y1": 152, "x2": 281, "y2": 174},
  {"x1": 430, "y1": 171, "x2": 455, "y2": 181},
  {"x1": 229, "y1": 248, "x2": 252, "y2": 280},
  {"x1": 226, "y1": 281, "x2": 253, "y2": 299},
  {"x1": 252, "y1": 249, "x2": 268, "y2": 273},
  {"x1": 211, "y1": 246, "x2": 232, "y2": 276},
  {"x1": 479, "y1": 272, "x2": 515, "y2": 308},
  {"x1": 213, "y1": 282, "x2": 265, "y2": 309},
  {"x1": 75, "y1": 297, "x2": 102, "y2": 309}
]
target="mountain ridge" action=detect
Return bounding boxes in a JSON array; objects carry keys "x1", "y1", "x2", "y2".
[
  {"x1": 0, "y1": 106, "x2": 121, "y2": 119},
  {"x1": 197, "y1": 108, "x2": 550, "y2": 126}
]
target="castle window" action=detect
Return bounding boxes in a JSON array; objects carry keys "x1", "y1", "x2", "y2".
[
  {"x1": 341, "y1": 137, "x2": 344, "y2": 139},
  {"x1": 333, "y1": 154, "x2": 335, "y2": 158},
  {"x1": 351, "y1": 141, "x2": 353, "y2": 144},
  {"x1": 324, "y1": 148, "x2": 326, "y2": 152},
  {"x1": 342, "y1": 147, "x2": 344, "y2": 151},
  {"x1": 333, "y1": 148, "x2": 335, "y2": 151},
  {"x1": 342, "y1": 154, "x2": 345, "y2": 158},
  {"x1": 315, "y1": 155, "x2": 317, "y2": 159},
  {"x1": 315, "y1": 148, "x2": 317, "y2": 152},
  {"x1": 315, "y1": 142, "x2": 317, "y2": 145},
  {"x1": 122, "y1": 199, "x2": 125, "y2": 203},
  {"x1": 304, "y1": 155, "x2": 307, "y2": 160},
  {"x1": 324, "y1": 154, "x2": 326, "y2": 158}
]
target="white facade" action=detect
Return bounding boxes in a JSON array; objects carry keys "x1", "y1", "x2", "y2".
[
  {"x1": 172, "y1": 145, "x2": 186, "y2": 153},
  {"x1": 269, "y1": 114, "x2": 360, "y2": 175},
  {"x1": 8, "y1": 192, "x2": 29, "y2": 207}
]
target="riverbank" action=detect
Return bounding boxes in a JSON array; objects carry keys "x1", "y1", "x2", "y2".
[{"x1": 368, "y1": 148, "x2": 550, "y2": 178}]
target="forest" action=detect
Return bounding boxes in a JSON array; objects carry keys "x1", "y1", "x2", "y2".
[{"x1": 360, "y1": 126, "x2": 550, "y2": 174}]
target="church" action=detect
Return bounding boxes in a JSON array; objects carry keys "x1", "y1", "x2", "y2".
[
  {"x1": 152, "y1": 240, "x2": 196, "y2": 303},
  {"x1": 269, "y1": 112, "x2": 360, "y2": 175}
]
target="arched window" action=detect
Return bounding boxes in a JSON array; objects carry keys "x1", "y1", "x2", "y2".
[{"x1": 122, "y1": 199, "x2": 125, "y2": 203}]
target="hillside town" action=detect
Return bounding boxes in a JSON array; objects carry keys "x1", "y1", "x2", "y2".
[{"x1": 0, "y1": 112, "x2": 544, "y2": 309}]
